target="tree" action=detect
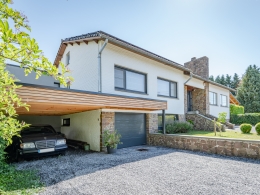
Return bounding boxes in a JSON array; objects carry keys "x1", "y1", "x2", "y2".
[
  {"x1": 209, "y1": 75, "x2": 214, "y2": 81},
  {"x1": 237, "y1": 65, "x2": 260, "y2": 113},
  {"x1": 219, "y1": 74, "x2": 226, "y2": 86},
  {"x1": 215, "y1": 75, "x2": 221, "y2": 83},
  {"x1": 0, "y1": 0, "x2": 72, "y2": 162},
  {"x1": 231, "y1": 73, "x2": 240, "y2": 89},
  {"x1": 225, "y1": 74, "x2": 232, "y2": 88}
]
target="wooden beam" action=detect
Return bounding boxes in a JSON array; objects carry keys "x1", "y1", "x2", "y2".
[
  {"x1": 94, "y1": 40, "x2": 99, "y2": 44},
  {"x1": 83, "y1": 40, "x2": 88, "y2": 45},
  {"x1": 76, "y1": 41, "x2": 80, "y2": 45},
  {"x1": 69, "y1": 43, "x2": 73, "y2": 46},
  {"x1": 63, "y1": 43, "x2": 68, "y2": 46}
]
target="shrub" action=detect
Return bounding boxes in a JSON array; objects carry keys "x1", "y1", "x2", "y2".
[
  {"x1": 240, "y1": 123, "x2": 252, "y2": 133},
  {"x1": 255, "y1": 123, "x2": 260, "y2": 135},
  {"x1": 230, "y1": 113, "x2": 260, "y2": 125},
  {"x1": 230, "y1": 104, "x2": 244, "y2": 115},
  {"x1": 218, "y1": 112, "x2": 227, "y2": 123},
  {"x1": 166, "y1": 121, "x2": 193, "y2": 134}
]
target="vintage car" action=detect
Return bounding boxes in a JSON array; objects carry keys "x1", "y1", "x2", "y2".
[{"x1": 6, "y1": 124, "x2": 68, "y2": 162}]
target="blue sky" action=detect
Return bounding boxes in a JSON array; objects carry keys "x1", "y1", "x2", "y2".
[{"x1": 11, "y1": 0, "x2": 260, "y2": 78}]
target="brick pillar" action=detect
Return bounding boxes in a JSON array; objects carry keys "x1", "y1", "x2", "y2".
[
  {"x1": 146, "y1": 113, "x2": 158, "y2": 144},
  {"x1": 100, "y1": 112, "x2": 115, "y2": 152},
  {"x1": 192, "y1": 82, "x2": 209, "y2": 115}
]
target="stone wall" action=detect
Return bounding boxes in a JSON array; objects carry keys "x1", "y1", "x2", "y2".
[
  {"x1": 186, "y1": 113, "x2": 215, "y2": 131},
  {"x1": 146, "y1": 113, "x2": 158, "y2": 134},
  {"x1": 178, "y1": 114, "x2": 186, "y2": 122},
  {"x1": 100, "y1": 112, "x2": 115, "y2": 151},
  {"x1": 191, "y1": 82, "x2": 209, "y2": 115},
  {"x1": 148, "y1": 134, "x2": 260, "y2": 159},
  {"x1": 184, "y1": 56, "x2": 209, "y2": 80}
]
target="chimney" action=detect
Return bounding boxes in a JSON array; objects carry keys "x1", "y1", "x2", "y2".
[{"x1": 184, "y1": 56, "x2": 209, "y2": 79}]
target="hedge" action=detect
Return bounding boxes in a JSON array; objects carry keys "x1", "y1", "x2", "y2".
[
  {"x1": 230, "y1": 113, "x2": 260, "y2": 125},
  {"x1": 230, "y1": 104, "x2": 244, "y2": 115}
]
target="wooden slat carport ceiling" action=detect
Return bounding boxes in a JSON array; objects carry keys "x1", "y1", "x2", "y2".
[{"x1": 15, "y1": 85, "x2": 167, "y2": 115}]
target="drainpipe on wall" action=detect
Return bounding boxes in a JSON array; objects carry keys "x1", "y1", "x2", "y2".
[
  {"x1": 98, "y1": 39, "x2": 108, "y2": 93},
  {"x1": 184, "y1": 72, "x2": 193, "y2": 85}
]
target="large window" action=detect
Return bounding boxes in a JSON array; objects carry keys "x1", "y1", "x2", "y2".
[
  {"x1": 157, "y1": 78, "x2": 177, "y2": 98},
  {"x1": 114, "y1": 66, "x2": 146, "y2": 93},
  {"x1": 209, "y1": 92, "x2": 217, "y2": 105},
  {"x1": 221, "y1": 94, "x2": 228, "y2": 107},
  {"x1": 158, "y1": 114, "x2": 178, "y2": 130}
]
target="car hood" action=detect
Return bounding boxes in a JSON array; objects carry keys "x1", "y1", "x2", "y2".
[{"x1": 21, "y1": 134, "x2": 65, "y2": 143}]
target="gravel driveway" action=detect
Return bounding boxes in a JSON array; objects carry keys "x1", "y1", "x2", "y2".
[{"x1": 16, "y1": 146, "x2": 260, "y2": 195}]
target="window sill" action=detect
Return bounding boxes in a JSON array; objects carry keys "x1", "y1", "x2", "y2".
[
  {"x1": 157, "y1": 95, "x2": 178, "y2": 99},
  {"x1": 220, "y1": 105, "x2": 228, "y2": 108},
  {"x1": 115, "y1": 88, "x2": 148, "y2": 95},
  {"x1": 210, "y1": 104, "x2": 218, "y2": 106}
]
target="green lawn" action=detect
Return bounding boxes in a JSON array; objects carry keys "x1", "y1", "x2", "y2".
[
  {"x1": 0, "y1": 163, "x2": 43, "y2": 195},
  {"x1": 180, "y1": 130, "x2": 260, "y2": 140}
]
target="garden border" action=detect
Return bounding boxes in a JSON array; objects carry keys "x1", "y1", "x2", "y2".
[{"x1": 148, "y1": 133, "x2": 260, "y2": 159}]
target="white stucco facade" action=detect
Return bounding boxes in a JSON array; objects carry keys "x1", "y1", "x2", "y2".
[
  {"x1": 209, "y1": 84, "x2": 230, "y2": 119},
  {"x1": 61, "y1": 110, "x2": 101, "y2": 151}
]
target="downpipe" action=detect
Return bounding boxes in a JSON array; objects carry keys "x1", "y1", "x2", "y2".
[
  {"x1": 98, "y1": 39, "x2": 108, "y2": 93},
  {"x1": 184, "y1": 72, "x2": 193, "y2": 85}
]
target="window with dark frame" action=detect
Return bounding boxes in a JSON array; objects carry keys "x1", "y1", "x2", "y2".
[
  {"x1": 209, "y1": 92, "x2": 217, "y2": 105},
  {"x1": 158, "y1": 114, "x2": 178, "y2": 130},
  {"x1": 221, "y1": 94, "x2": 228, "y2": 107},
  {"x1": 157, "y1": 78, "x2": 177, "y2": 98},
  {"x1": 54, "y1": 82, "x2": 60, "y2": 88},
  {"x1": 62, "y1": 118, "x2": 70, "y2": 126},
  {"x1": 114, "y1": 66, "x2": 147, "y2": 93}
]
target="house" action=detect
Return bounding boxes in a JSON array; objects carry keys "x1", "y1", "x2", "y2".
[{"x1": 11, "y1": 31, "x2": 236, "y2": 152}]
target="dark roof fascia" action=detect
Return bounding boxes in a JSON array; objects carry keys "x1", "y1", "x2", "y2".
[
  {"x1": 192, "y1": 74, "x2": 236, "y2": 92},
  {"x1": 16, "y1": 82, "x2": 167, "y2": 103}
]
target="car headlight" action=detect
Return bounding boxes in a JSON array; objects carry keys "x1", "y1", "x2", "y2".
[
  {"x1": 20, "y1": 142, "x2": 35, "y2": 149},
  {"x1": 56, "y1": 139, "x2": 66, "y2": 145}
]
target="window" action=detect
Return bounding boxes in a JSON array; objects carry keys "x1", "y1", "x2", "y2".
[
  {"x1": 54, "y1": 82, "x2": 60, "y2": 88},
  {"x1": 158, "y1": 114, "x2": 178, "y2": 130},
  {"x1": 209, "y1": 92, "x2": 217, "y2": 105},
  {"x1": 221, "y1": 94, "x2": 228, "y2": 107},
  {"x1": 157, "y1": 78, "x2": 177, "y2": 98},
  {"x1": 63, "y1": 118, "x2": 70, "y2": 126},
  {"x1": 66, "y1": 52, "x2": 70, "y2": 65},
  {"x1": 114, "y1": 66, "x2": 146, "y2": 93}
]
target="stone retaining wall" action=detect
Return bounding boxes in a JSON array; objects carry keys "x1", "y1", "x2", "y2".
[{"x1": 148, "y1": 133, "x2": 260, "y2": 159}]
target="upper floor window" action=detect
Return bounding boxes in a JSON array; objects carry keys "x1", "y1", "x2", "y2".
[
  {"x1": 209, "y1": 92, "x2": 217, "y2": 105},
  {"x1": 157, "y1": 78, "x2": 177, "y2": 98},
  {"x1": 114, "y1": 66, "x2": 146, "y2": 93},
  {"x1": 66, "y1": 52, "x2": 70, "y2": 65},
  {"x1": 221, "y1": 94, "x2": 228, "y2": 107}
]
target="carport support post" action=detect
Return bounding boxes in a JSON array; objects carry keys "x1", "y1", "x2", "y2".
[{"x1": 162, "y1": 110, "x2": 166, "y2": 134}]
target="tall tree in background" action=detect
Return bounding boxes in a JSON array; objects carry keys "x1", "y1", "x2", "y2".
[
  {"x1": 237, "y1": 65, "x2": 260, "y2": 113},
  {"x1": 220, "y1": 75, "x2": 226, "y2": 86},
  {"x1": 209, "y1": 75, "x2": 214, "y2": 81},
  {"x1": 231, "y1": 73, "x2": 240, "y2": 89},
  {"x1": 225, "y1": 74, "x2": 232, "y2": 88},
  {"x1": 215, "y1": 75, "x2": 221, "y2": 83},
  {"x1": 0, "y1": 0, "x2": 72, "y2": 163}
]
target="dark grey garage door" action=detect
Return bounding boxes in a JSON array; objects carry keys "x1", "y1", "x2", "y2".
[{"x1": 115, "y1": 113, "x2": 146, "y2": 149}]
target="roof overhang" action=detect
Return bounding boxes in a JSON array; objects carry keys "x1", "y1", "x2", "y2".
[
  {"x1": 54, "y1": 31, "x2": 236, "y2": 93},
  {"x1": 229, "y1": 92, "x2": 240, "y2": 105},
  {"x1": 15, "y1": 83, "x2": 167, "y2": 116}
]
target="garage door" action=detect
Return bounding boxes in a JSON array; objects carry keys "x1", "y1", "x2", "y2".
[{"x1": 115, "y1": 113, "x2": 146, "y2": 149}]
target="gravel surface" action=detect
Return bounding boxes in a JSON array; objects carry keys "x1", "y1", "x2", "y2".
[{"x1": 15, "y1": 146, "x2": 260, "y2": 195}]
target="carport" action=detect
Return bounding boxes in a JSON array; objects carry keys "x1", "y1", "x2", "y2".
[{"x1": 16, "y1": 83, "x2": 167, "y2": 151}]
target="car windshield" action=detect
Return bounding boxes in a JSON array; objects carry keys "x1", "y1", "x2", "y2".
[{"x1": 21, "y1": 126, "x2": 56, "y2": 135}]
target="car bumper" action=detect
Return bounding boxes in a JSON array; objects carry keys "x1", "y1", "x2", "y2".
[{"x1": 19, "y1": 145, "x2": 68, "y2": 158}]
